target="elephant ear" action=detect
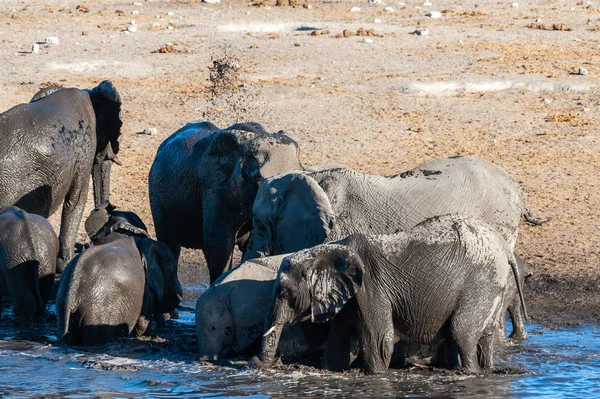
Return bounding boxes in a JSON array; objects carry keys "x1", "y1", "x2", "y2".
[
  {"x1": 84, "y1": 201, "x2": 115, "y2": 239},
  {"x1": 225, "y1": 122, "x2": 268, "y2": 135},
  {"x1": 139, "y1": 239, "x2": 173, "y2": 301},
  {"x1": 89, "y1": 80, "x2": 123, "y2": 157},
  {"x1": 293, "y1": 245, "x2": 364, "y2": 323},
  {"x1": 30, "y1": 86, "x2": 63, "y2": 102},
  {"x1": 251, "y1": 172, "x2": 335, "y2": 255},
  {"x1": 198, "y1": 131, "x2": 240, "y2": 190}
]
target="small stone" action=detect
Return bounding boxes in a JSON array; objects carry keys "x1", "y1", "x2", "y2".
[
  {"x1": 578, "y1": 67, "x2": 589, "y2": 75},
  {"x1": 167, "y1": 25, "x2": 174, "y2": 30},
  {"x1": 384, "y1": 7, "x2": 395, "y2": 12},
  {"x1": 362, "y1": 38, "x2": 374, "y2": 43},
  {"x1": 128, "y1": 25, "x2": 137, "y2": 32},
  {"x1": 350, "y1": 7, "x2": 361, "y2": 12},
  {"x1": 203, "y1": 0, "x2": 221, "y2": 3},
  {"x1": 413, "y1": 29, "x2": 429, "y2": 36},
  {"x1": 541, "y1": 98, "x2": 552, "y2": 103},
  {"x1": 45, "y1": 36, "x2": 59, "y2": 44},
  {"x1": 374, "y1": 18, "x2": 382, "y2": 23},
  {"x1": 427, "y1": 11, "x2": 441, "y2": 18},
  {"x1": 133, "y1": 1, "x2": 142, "y2": 5},
  {"x1": 167, "y1": 11, "x2": 174, "y2": 16},
  {"x1": 31, "y1": 43, "x2": 39, "y2": 53},
  {"x1": 121, "y1": 30, "x2": 131, "y2": 35},
  {"x1": 130, "y1": 20, "x2": 136, "y2": 25},
  {"x1": 583, "y1": 107, "x2": 590, "y2": 112},
  {"x1": 423, "y1": 1, "x2": 432, "y2": 5},
  {"x1": 536, "y1": 18, "x2": 542, "y2": 22},
  {"x1": 511, "y1": 2, "x2": 519, "y2": 7},
  {"x1": 82, "y1": 31, "x2": 88, "y2": 35},
  {"x1": 143, "y1": 127, "x2": 158, "y2": 135},
  {"x1": 155, "y1": 15, "x2": 161, "y2": 18},
  {"x1": 367, "y1": 0, "x2": 382, "y2": 3},
  {"x1": 131, "y1": 10, "x2": 139, "y2": 15},
  {"x1": 294, "y1": 42, "x2": 302, "y2": 46}
]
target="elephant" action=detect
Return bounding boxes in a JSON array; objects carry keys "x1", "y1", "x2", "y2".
[
  {"x1": 0, "y1": 81, "x2": 123, "y2": 272},
  {"x1": 148, "y1": 121, "x2": 301, "y2": 284},
  {"x1": 251, "y1": 215, "x2": 527, "y2": 375},
  {"x1": 84, "y1": 201, "x2": 149, "y2": 245},
  {"x1": 0, "y1": 206, "x2": 58, "y2": 328},
  {"x1": 56, "y1": 235, "x2": 183, "y2": 345},
  {"x1": 243, "y1": 156, "x2": 546, "y2": 339},
  {"x1": 196, "y1": 254, "x2": 327, "y2": 361}
]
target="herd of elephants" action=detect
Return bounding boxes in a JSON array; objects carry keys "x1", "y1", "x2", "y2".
[{"x1": 0, "y1": 80, "x2": 551, "y2": 375}]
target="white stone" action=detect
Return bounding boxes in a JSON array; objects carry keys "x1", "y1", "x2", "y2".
[
  {"x1": 362, "y1": 38, "x2": 374, "y2": 43},
  {"x1": 128, "y1": 25, "x2": 137, "y2": 32},
  {"x1": 584, "y1": 107, "x2": 590, "y2": 112},
  {"x1": 536, "y1": 18, "x2": 542, "y2": 22},
  {"x1": 133, "y1": 2, "x2": 142, "y2": 5},
  {"x1": 511, "y1": 2, "x2": 519, "y2": 7},
  {"x1": 427, "y1": 11, "x2": 441, "y2": 18},
  {"x1": 32, "y1": 43, "x2": 39, "y2": 53},
  {"x1": 384, "y1": 7, "x2": 395, "y2": 12},
  {"x1": 374, "y1": 18, "x2": 382, "y2": 23},
  {"x1": 578, "y1": 67, "x2": 589, "y2": 75},
  {"x1": 45, "y1": 36, "x2": 59, "y2": 44},
  {"x1": 367, "y1": 0, "x2": 382, "y2": 3},
  {"x1": 143, "y1": 127, "x2": 158, "y2": 135},
  {"x1": 167, "y1": 25, "x2": 174, "y2": 30},
  {"x1": 414, "y1": 29, "x2": 429, "y2": 36},
  {"x1": 131, "y1": 10, "x2": 139, "y2": 15},
  {"x1": 541, "y1": 98, "x2": 552, "y2": 103},
  {"x1": 155, "y1": 15, "x2": 161, "y2": 18},
  {"x1": 167, "y1": 11, "x2": 174, "y2": 16},
  {"x1": 121, "y1": 30, "x2": 131, "y2": 35},
  {"x1": 130, "y1": 20, "x2": 136, "y2": 25},
  {"x1": 350, "y1": 7, "x2": 361, "y2": 12},
  {"x1": 423, "y1": 1, "x2": 432, "y2": 5},
  {"x1": 203, "y1": 0, "x2": 221, "y2": 3}
]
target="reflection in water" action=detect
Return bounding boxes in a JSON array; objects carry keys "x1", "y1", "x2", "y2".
[{"x1": 0, "y1": 299, "x2": 598, "y2": 397}]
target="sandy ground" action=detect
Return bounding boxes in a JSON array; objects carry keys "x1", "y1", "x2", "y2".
[{"x1": 1, "y1": 0, "x2": 599, "y2": 324}]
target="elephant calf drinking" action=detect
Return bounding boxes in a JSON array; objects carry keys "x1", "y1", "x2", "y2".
[{"x1": 252, "y1": 215, "x2": 526, "y2": 374}]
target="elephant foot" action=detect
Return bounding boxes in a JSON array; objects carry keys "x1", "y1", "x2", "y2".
[
  {"x1": 509, "y1": 330, "x2": 529, "y2": 341},
  {"x1": 56, "y1": 257, "x2": 68, "y2": 274},
  {"x1": 248, "y1": 356, "x2": 270, "y2": 370}
]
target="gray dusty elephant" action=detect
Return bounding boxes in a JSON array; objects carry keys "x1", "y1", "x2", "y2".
[
  {"x1": 0, "y1": 206, "x2": 58, "y2": 328},
  {"x1": 56, "y1": 235, "x2": 183, "y2": 345},
  {"x1": 252, "y1": 215, "x2": 527, "y2": 374},
  {"x1": 148, "y1": 121, "x2": 300, "y2": 283},
  {"x1": 0, "y1": 81, "x2": 122, "y2": 272},
  {"x1": 243, "y1": 156, "x2": 546, "y2": 339},
  {"x1": 195, "y1": 254, "x2": 326, "y2": 360}
]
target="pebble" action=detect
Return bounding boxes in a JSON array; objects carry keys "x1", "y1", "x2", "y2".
[
  {"x1": 427, "y1": 11, "x2": 441, "y2": 18},
  {"x1": 167, "y1": 11, "x2": 174, "y2": 16},
  {"x1": 167, "y1": 25, "x2": 174, "y2": 30},
  {"x1": 374, "y1": 18, "x2": 382, "y2": 23},
  {"x1": 132, "y1": 2, "x2": 142, "y2": 5},
  {"x1": 45, "y1": 36, "x2": 59, "y2": 44},
  {"x1": 541, "y1": 98, "x2": 552, "y2": 103},
  {"x1": 130, "y1": 20, "x2": 136, "y2": 25},
  {"x1": 143, "y1": 127, "x2": 158, "y2": 135},
  {"x1": 414, "y1": 29, "x2": 430, "y2": 36},
  {"x1": 583, "y1": 108, "x2": 590, "y2": 112},
  {"x1": 203, "y1": 0, "x2": 221, "y2": 3},
  {"x1": 578, "y1": 67, "x2": 588, "y2": 75},
  {"x1": 32, "y1": 43, "x2": 39, "y2": 53},
  {"x1": 511, "y1": 2, "x2": 519, "y2": 7},
  {"x1": 350, "y1": 7, "x2": 361, "y2": 12},
  {"x1": 362, "y1": 38, "x2": 374, "y2": 43},
  {"x1": 128, "y1": 25, "x2": 137, "y2": 32},
  {"x1": 384, "y1": 7, "x2": 395, "y2": 12},
  {"x1": 367, "y1": 0, "x2": 382, "y2": 3},
  {"x1": 131, "y1": 10, "x2": 139, "y2": 15},
  {"x1": 423, "y1": 1, "x2": 432, "y2": 5}
]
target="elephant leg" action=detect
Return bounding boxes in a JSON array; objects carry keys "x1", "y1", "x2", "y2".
[
  {"x1": 322, "y1": 317, "x2": 355, "y2": 372},
  {"x1": 451, "y1": 316, "x2": 483, "y2": 374},
  {"x1": 357, "y1": 299, "x2": 395, "y2": 375},
  {"x1": 202, "y1": 196, "x2": 239, "y2": 284},
  {"x1": 508, "y1": 299, "x2": 528, "y2": 340},
  {"x1": 154, "y1": 312, "x2": 167, "y2": 329},
  {"x1": 57, "y1": 178, "x2": 90, "y2": 272},
  {"x1": 477, "y1": 330, "x2": 495, "y2": 370},
  {"x1": 134, "y1": 314, "x2": 151, "y2": 337}
]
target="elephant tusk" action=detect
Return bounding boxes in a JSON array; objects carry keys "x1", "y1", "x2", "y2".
[
  {"x1": 212, "y1": 354, "x2": 218, "y2": 361},
  {"x1": 264, "y1": 326, "x2": 276, "y2": 337},
  {"x1": 111, "y1": 156, "x2": 122, "y2": 166}
]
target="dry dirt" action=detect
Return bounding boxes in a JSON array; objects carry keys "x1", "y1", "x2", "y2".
[{"x1": 1, "y1": 0, "x2": 599, "y2": 324}]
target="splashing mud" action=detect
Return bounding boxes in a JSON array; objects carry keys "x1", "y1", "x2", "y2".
[{"x1": 0, "y1": 294, "x2": 598, "y2": 398}]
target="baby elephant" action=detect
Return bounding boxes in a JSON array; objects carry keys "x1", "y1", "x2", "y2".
[
  {"x1": 253, "y1": 215, "x2": 526, "y2": 374},
  {"x1": 84, "y1": 201, "x2": 150, "y2": 245},
  {"x1": 56, "y1": 235, "x2": 183, "y2": 345},
  {"x1": 0, "y1": 206, "x2": 58, "y2": 328}
]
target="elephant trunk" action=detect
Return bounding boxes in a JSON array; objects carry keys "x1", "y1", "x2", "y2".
[
  {"x1": 92, "y1": 159, "x2": 113, "y2": 206},
  {"x1": 259, "y1": 323, "x2": 284, "y2": 367}
]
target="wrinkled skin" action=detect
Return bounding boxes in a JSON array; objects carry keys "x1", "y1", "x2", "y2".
[
  {"x1": 56, "y1": 236, "x2": 183, "y2": 345},
  {"x1": 149, "y1": 121, "x2": 300, "y2": 283},
  {"x1": 196, "y1": 254, "x2": 326, "y2": 360},
  {"x1": 84, "y1": 201, "x2": 149, "y2": 245},
  {"x1": 0, "y1": 207, "x2": 58, "y2": 328},
  {"x1": 253, "y1": 216, "x2": 527, "y2": 375},
  {"x1": 244, "y1": 156, "x2": 546, "y2": 337},
  {"x1": 0, "y1": 82, "x2": 123, "y2": 272}
]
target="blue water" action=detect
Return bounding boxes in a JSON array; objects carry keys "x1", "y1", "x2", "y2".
[{"x1": 0, "y1": 305, "x2": 598, "y2": 398}]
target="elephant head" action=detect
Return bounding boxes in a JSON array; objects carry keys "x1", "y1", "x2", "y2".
[
  {"x1": 138, "y1": 239, "x2": 183, "y2": 314},
  {"x1": 198, "y1": 124, "x2": 300, "y2": 214},
  {"x1": 258, "y1": 244, "x2": 364, "y2": 367},
  {"x1": 195, "y1": 291, "x2": 236, "y2": 359},
  {"x1": 85, "y1": 201, "x2": 149, "y2": 243},
  {"x1": 87, "y1": 81, "x2": 123, "y2": 206},
  {"x1": 243, "y1": 172, "x2": 335, "y2": 260}
]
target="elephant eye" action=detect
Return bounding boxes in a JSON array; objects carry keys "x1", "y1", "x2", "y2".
[{"x1": 211, "y1": 326, "x2": 218, "y2": 332}]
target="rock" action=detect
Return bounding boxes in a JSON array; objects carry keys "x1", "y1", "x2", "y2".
[
  {"x1": 423, "y1": 1, "x2": 432, "y2": 5},
  {"x1": 128, "y1": 25, "x2": 137, "y2": 32},
  {"x1": 413, "y1": 29, "x2": 429, "y2": 36},
  {"x1": 203, "y1": 0, "x2": 221, "y2": 3},
  {"x1": 374, "y1": 18, "x2": 382, "y2": 23},
  {"x1": 366, "y1": 0, "x2": 382, "y2": 3},
  {"x1": 350, "y1": 7, "x2": 361, "y2": 12},
  {"x1": 427, "y1": 11, "x2": 441, "y2": 18},
  {"x1": 130, "y1": 20, "x2": 136, "y2": 25},
  {"x1": 167, "y1": 11, "x2": 174, "y2": 16},
  {"x1": 45, "y1": 37, "x2": 59, "y2": 44},
  {"x1": 31, "y1": 43, "x2": 39, "y2": 53},
  {"x1": 578, "y1": 67, "x2": 589, "y2": 75},
  {"x1": 343, "y1": 29, "x2": 355, "y2": 37},
  {"x1": 167, "y1": 25, "x2": 174, "y2": 30},
  {"x1": 142, "y1": 127, "x2": 158, "y2": 135},
  {"x1": 362, "y1": 38, "x2": 374, "y2": 43},
  {"x1": 384, "y1": 7, "x2": 395, "y2": 12},
  {"x1": 511, "y1": 2, "x2": 519, "y2": 7},
  {"x1": 131, "y1": 10, "x2": 139, "y2": 15},
  {"x1": 133, "y1": 2, "x2": 142, "y2": 5}
]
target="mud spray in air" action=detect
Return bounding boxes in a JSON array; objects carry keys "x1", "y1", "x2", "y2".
[{"x1": 0, "y1": 290, "x2": 598, "y2": 398}]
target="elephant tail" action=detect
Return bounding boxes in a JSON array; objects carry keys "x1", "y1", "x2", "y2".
[
  {"x1": 28, "y1": 260, "x2": 45, "y2": 316},
  {"x1": 507, "y1": 252, "x2": 528, "y2": 322}
]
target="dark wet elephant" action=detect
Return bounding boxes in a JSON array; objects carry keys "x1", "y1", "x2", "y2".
[
  {"x1": 0, "y1": 206, "x2": 58, "y2": 328},
  {"x1": 252, "y1": 216, "x2": 527, "y2": 375},
  {"x1": 56, "y1": 235, "x2": 183, "y2": 345},
  {"x1": 0, "y1": 81, "x2": 123, "y2": 272},
  {"x1": 84, "y1": 201, "x2": 149, "y2": 245},
  {"x1": 148, "y1": 121, "x2": 300, "y2": 283}
]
